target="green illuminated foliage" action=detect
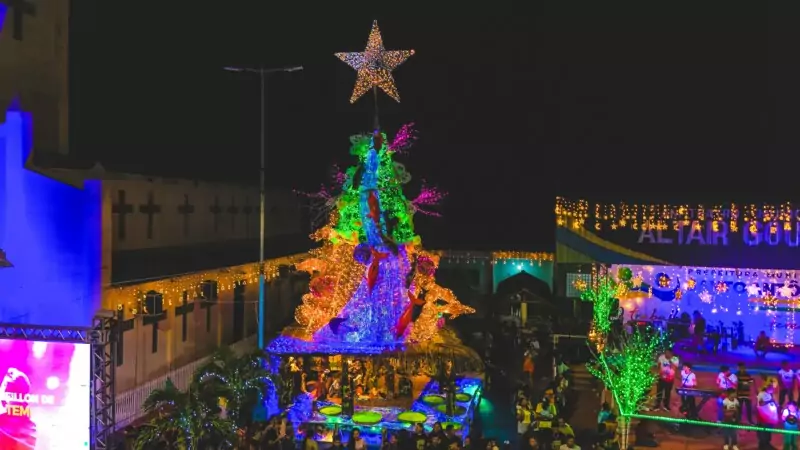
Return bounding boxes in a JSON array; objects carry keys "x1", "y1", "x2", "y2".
[
  {"x1": 587, "y1": 329, "x2": 663, "y2": 416},
  {"x1": 580, "y1": 275, "x2": 622, "y2": 335},
  {"x1": 332, "y1": 132, "x2": 418, "y2": 245}
]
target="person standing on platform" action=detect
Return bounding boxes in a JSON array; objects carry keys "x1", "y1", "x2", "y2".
[
  {"x1": 779, "y1": 362, "x2": 796, "y2": 407},
  {"x1": 717, "y1": 366, "x2": 739, "y2": 422},
  {"x1": 679, "y1": 363, "x2": 698, "y2": 418},
  {"x1": 656, "y1": 348, "x2": 680, "y2": 411},
  {"x1": 737, "y1": 362, "x2": 755, "y2": 424},
  {"x1": 757, "y1": 383, "x2": 779, "y2": 450},
  {"x1": 722, "y1": 389, "x2": 740, "y2": 450}
]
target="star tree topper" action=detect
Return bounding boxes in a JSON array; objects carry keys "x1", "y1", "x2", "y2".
[{"x1": 335, "y1": 21, "x2": 415, "y2": 104}]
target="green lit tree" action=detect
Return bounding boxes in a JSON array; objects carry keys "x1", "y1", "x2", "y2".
[
  {"x1": 134, "y1": 379, "x2": 237, "y2": 450},
  {"x1": 587, "y1": 328, "x2": 664, "y2": 449},
  {"x1": 575, "y1": 268, "x2": 627, "y2": 342}
]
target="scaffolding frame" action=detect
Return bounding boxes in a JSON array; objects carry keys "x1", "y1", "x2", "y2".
[{"x1": 0, "y1": 311, "x2": 117, "y2": 450}]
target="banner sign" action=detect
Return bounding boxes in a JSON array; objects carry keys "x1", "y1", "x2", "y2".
[{"x1": 609, "y1": 264, "x2": 800, "y2": 345}]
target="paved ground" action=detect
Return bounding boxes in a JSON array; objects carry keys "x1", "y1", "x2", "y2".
[{"x1": 636, "y1": 370, "x2": 789, "y2": 450}]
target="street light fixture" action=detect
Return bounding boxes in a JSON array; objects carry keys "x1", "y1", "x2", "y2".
[{"x1": 224, "y1": 65, "x2": 304, "y2": 350}]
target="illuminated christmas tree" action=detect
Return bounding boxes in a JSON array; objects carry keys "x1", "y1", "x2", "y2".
[
  {"x1": 268, "y1": 22, "x2": 473, "y2": 353},
  {"x1": 280, "y1": 126, "x2": 473, "y2": 352}
]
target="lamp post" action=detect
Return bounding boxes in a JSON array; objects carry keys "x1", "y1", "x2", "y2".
[{"x1": 223, "y1": 65, "x2": 303, "y2": 350}]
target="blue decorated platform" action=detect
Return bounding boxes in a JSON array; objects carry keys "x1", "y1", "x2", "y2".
[{"x1": 291, "y1": 377, "x2": 483, "y2": 446}]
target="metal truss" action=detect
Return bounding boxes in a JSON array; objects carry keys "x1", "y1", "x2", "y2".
[
  {"x1": 0, "y1": 311, "x2": 118, "y2": 450},
  {"x1": 91, "y1": 311, "x2": 117, "y2": 450}
]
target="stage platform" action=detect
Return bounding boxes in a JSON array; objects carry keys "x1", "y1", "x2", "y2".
[
  {"x1": 638, "y1": 371, "x2": 789, "y2": 449},
  {"x1": 673, "y1": 345, "x2": 799, "y2": 374}
]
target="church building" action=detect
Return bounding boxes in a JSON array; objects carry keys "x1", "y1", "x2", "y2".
[{"x1": 0, "y1": 0, "x2": 310, "y2": 430}]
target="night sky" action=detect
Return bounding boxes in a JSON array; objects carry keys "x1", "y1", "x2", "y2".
[{"x1": 68, "y1": 3, "x2": 800, "y2": 251}]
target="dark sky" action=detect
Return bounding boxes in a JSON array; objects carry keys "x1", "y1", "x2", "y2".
[{"x1": 68, "y1": 2, "x2": 800, "y2": 251}]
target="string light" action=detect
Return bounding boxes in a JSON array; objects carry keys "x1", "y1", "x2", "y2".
[
  {"x1": 556, "y1": 197, "x2": 800, "y2": 233},
  {"x1": 335, "y1": 20, "x2": 414, "y2": 103},
  {"x1": 107, "y1": 258, "x2": 300, "y2": 314}
]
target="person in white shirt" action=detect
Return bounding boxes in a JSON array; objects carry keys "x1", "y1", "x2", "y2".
[
  {"x1": 559, "y1": 436, "x2": 580, "y2": 450},
  {"x1": 757, "y1": 383, "x2": 778, "y2": 450},
  {"x1": 716, "y1": 366, "x2": 738, "y2": 421},
  {"x1": 679, "y1": 363, "x2": 698, "y2": 418},
  {"x1": 778, "y1": 361, "x2": 795, "y2": 407},
  {"x1": 721, "y1": 389, "x2": 740, "y2": 450},
  {"x1": 656, "y1": 348, "x2": 680, "y2": 411}
]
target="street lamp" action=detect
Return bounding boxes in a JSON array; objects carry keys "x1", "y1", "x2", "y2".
[{"x1": 224, "y1": 65, "x2": 304, "y2": 350}]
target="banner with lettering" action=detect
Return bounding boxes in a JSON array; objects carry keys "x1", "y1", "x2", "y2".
[
  {"x1": 556, "y1": 198, "x2": 800, "y2": 270},
  {"x1": 608, "y1": 264, "x2": 799, "y2": 345}
]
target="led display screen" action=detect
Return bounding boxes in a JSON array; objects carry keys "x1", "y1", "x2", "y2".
[{"x1": 0, "y1": 339, "x2": 90, "y2": 449}]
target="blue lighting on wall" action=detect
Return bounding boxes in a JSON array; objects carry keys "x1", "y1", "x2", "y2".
[
  {"x1": 493, "y1": 259, "x2": 553, "y2": 292},
  {"x1": 0, "y1": 4, "x2": 7, "y2": 34},
  {"x1": 0, "y1": 106, "x2": 102, "y2": 327}
]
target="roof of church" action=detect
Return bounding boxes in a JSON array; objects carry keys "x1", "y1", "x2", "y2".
[{"x1": 111, "y1": 234, "x2": 314, "y2": 284}]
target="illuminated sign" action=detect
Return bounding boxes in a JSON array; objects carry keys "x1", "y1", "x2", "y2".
[{"x1": 0, "y1": 339, "x2": 91, "y2": 449}]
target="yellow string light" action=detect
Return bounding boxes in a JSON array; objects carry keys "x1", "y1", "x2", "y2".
[
  {"x1": 107, "y1": 255, "x2": 303, "y2": 315},
  {"x1": 335, "y1": 20, "x2": 414, "y2": 103},
  {"x1": 556, "y1": 197, "x2": 798, "y2": 231}
]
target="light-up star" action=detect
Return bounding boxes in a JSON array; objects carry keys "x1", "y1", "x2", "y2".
[
  {"x1": 778, "y1": 283, "x2": 796, "y2": 298},
  {"x1": 746, "y1": 283, "x2": 761, "y2": 297},
  {"x1": 335, "y1": 21, "x2": 415, "y2": 104}
]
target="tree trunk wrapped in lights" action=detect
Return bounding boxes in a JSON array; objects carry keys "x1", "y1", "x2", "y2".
[{"x1": 587, "y1": 325, "x2": 664, "y2": 449}]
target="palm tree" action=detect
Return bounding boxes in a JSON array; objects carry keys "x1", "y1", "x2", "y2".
[
  {"x1": 195, "y1": 348, "x2": 270, "y2": 434},
  {"x1": 134, "y1": 378, "x2": 238, "y2": 450}
]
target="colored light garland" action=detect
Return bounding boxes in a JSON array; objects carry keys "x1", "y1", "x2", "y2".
[
  {"x1": 556, "y1": 197, "x2": 800, "y2": 232},
  {"x1": 335, "y1": 21, "x2": 414, "y2": 103},
  {"x1": 626, "y1": 412, "x2": 800, "y2": 435}
]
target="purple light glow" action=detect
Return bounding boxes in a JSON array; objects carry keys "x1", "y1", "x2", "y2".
[
  {"x1": 388, "y1": 123, "x2": 417, "y2": 154},
  {"x1": 411, "y1": 182, "x2": 447, "y2": 217}
]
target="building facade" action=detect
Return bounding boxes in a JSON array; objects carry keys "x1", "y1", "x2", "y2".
[{"x1": 0, "y1": 0, "x2": 69, "y2": 155}]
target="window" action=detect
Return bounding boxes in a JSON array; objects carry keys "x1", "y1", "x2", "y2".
[{"x1": 565, "y1": 273, "x2": 591, "y2": 298}]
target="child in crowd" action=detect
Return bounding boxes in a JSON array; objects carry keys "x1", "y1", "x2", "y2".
[
  {"x1": 717, "y1": 366, "x2": 738, "y2": 422},
  {"x1": 722, "y1": 389, "x2": 740, "y2": 450}
]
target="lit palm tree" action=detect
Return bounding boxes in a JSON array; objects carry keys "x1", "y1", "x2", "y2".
[
  {"x1": 195, "y1": 348, "x2": 270, "y2": 433},
  {"x1": 134, "y1": 378, "x2": 238, "y2": 450}
]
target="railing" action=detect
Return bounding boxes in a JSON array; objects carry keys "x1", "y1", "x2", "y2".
[{"x1": 114, "y1": 335, "x2": 257, "y2": 430}]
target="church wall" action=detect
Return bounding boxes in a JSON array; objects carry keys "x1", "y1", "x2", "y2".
[
  {"x1": 108, "y1": 260, "x2": 305, "y2": 392},
  {"x1": 0, "y1": 0, "x2": 69, "y2": 154},
  {"x1": 101, "y1": 174, "x2": 308, "y2": 392},
  {"x1": 0, "y1": 108, "x2": 101, "y2": 327},
  {"x1": 105, "y1": 178, "x2": 300, "y2": 251}
]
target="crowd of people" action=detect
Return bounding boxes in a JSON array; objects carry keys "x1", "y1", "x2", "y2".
[{"x1": 654, "y1": 347, "x2": 800, "y2": 450}]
